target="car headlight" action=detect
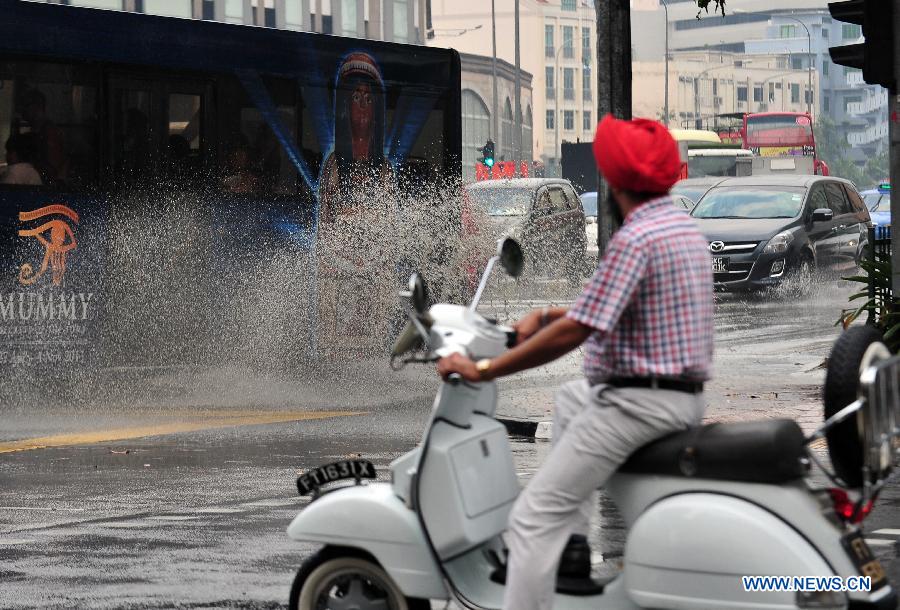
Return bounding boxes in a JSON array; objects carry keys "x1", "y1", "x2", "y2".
[{"x1": 763, "y1": 230, "x2": 794, "y2": 254}]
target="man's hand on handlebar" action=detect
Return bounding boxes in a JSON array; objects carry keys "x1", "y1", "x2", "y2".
[{"x1": 436, "y1": 353, "x2": 482, "y2": 382}]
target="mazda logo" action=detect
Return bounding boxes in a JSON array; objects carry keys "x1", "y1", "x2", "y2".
[{"x1": 709, "y1": 241, "x2": 725, "y2": 253}]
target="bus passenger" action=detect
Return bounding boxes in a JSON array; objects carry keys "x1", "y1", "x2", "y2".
[
  {"x1": 2, "y1": 133, "x2": 43, "y2": 186},
  {"x1": 222, "y1": 145, "x2": 259, "y2": 194},
  {"x1": 21, "y1": 88, "x2": 67, "y2": 185}
]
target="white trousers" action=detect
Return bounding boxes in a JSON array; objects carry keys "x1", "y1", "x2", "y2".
[{"x1": 502, "y1": 379, "x2": 706, "y2": 610}]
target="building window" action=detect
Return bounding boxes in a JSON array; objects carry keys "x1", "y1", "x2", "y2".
[
  {"x1": 822, "y1": 27, "x2": 829, "y2": 39},
  {"x1": 823, "y1": 61, "x2": 829, "y2": 76},
  {"x1": 780, "y1": 24, "x2": 796, "y2": 38},
  {"x1": 790, "y1": 83, "x2": 800, "y2": 104},
  {"x1": 791, "y1": 56, "x2": 803, "y2": 70},
  {"x1": 737, "y1": 86, "x2": 748, "y2": 102},
  {"x1": 582, "y1": 66, "x2": 591, "y2": 101},
  {"x1": 582, "y1": 27, "x2": 591, "y2": 61},
  {"x1": 502, "y1": 98, "x2": 513, "y2": 155},
  {"x1": 393, "y1": 0, "x2": 409, "y2": 42},
  {"x1": 202, "y1": 0, "x2": 214, "y2": 19},
  {"x1": 753, "y1": 85, "x2": 763, "y2": 102},
  {"x1": 523, "y1": 106, "x2": 533, "y2": 161},
  {"x1": 563, "y1": 26, "x2": 574, "y2": 58},
  {"x1": 224, "y1": 0, "x2": 243, "y2": 23},
  {"x1": 342, "y1": 0, "x2": 358, "y2": 36},
  {"x1": 545, "y1": 66, "x2": 555, "y2": 98},
  {"x1": 462, "y1": 90, "x2": 490, "y2": 177},
  {"x1": 143, "y1": 0, "x2": 191, "y2": 17},
  {"x1": 823, "y1": 95, "x2": 830, "y2": 113},
  {"x1": 563, "y1": 110, "x2": 574, "y2": 131},
  {"x1": 844, "y1": 95, "x2": 862, "y2": 112},
  {"x1": 712, "y1": 78, "x2": 718, "y2": 95},
  {"x1": 805, "y1": 88, "x2": 814, "y2": 105},
  {"x1": 842, "y1": 23, "x2": 861, "y2": 39},
  {"x1": 844, "y1": 66, "x2": 861, "y2": 76},
  {"x1": 546, "y1": 109, "x2": 555, "y2": 130},
  {"x1": 769, "y1": 82, "x2": 775, "y2": 102},
  {"x1": 562, "y1": 0, "x2": 576, "y2": 10},
  {"x1": 545, "y1": 25, "x2": 554, "y2": 57},
  {"x1": 69, "y1": 0, "x2": 123, "y2": 8},
  {"x1": 583, "y1": 110, "x2": 592, "y2": 131},
  {"x1": 563, "y1": 68, "x2": 574, "y2": 100}
]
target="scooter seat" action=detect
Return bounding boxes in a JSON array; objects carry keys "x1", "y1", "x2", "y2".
[{"x1": 619, "y1": 418, "x2": 808, "y2": 483}]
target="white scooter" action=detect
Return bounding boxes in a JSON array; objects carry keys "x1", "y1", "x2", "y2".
[{"x1": 286, "y1": 238, "x2": 900, "y2": 610}]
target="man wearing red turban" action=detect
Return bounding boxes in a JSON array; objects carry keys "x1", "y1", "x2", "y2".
[{"x1": 438, "y1": 115, "x2": 714, "y2": 609}]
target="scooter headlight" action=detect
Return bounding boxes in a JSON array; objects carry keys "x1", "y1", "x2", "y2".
[{"x1": 764, "y1": 230, "x2": 794, "y2": 254}]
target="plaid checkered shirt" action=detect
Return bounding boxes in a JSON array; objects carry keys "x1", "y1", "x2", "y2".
[{"x1": 567, "y1": 195, "x2": 714, "y2": 384}]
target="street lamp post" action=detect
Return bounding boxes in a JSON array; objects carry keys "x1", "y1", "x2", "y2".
[
  {"x1": 554, "y1": 40, "x2": 572, "y2": 176},
  {"x1": 782, "y1": 16, "x2": 813, "y2": 118},
  {"x1": 492, "y1": 0, "x2": 498, "y2": 143},
  {"x1": 661, "y1": 0, "x2": 669, "y2": 126}
]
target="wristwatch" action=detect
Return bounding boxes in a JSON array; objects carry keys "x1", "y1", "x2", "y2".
[{"x1": 475, "y1": 358, "x2": 492, "y2": 380}]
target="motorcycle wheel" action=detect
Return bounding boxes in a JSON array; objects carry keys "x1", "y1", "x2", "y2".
[
  {"x1": 289, "y1": 551, "x2": 430, "y2": 610},
  {"x1": 823, "y1": 325, "x2": 884, "y2": 488}
]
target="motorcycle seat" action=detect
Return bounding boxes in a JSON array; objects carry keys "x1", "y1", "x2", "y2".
[{"x1": 619, "y1": 418, "x2": 808, "y2": 483}]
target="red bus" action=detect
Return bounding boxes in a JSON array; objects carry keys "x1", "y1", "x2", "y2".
[{"x1": 741, "y1": 112, "x2": 829, "y2": 175}]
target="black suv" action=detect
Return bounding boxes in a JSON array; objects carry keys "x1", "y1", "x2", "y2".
[{"x1": 690, "y1": 176, "x2": 871, "y2": 291}]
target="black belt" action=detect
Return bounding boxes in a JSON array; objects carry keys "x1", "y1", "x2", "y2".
[{"x1": 606, "y1": 377, "x2": 704, "y2": 394}]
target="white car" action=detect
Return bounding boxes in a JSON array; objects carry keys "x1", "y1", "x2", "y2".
[{"x1": 580, "y1": 191, "x2": 695, "y2": 266}]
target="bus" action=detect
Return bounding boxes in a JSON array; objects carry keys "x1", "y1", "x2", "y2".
[
  {"x1": 0, "y1": 0, "x2": 462, "y2": 371},
  {"x1": 741, "y1": 112, "x2": 829, "y2": 175}
]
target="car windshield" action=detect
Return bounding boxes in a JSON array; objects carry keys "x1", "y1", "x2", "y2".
[
  {"x1": 672, "y1": 185, "x2": 711, "y2": 203},
  {"x1": 691, "y1": 186, "x2": 806, "y2": 219},
  {"x1": 581, "y1": 193, "x2": 597, "y2": 217},
  {"x1": 467, "y1": 187, "x2": 532, "y2": 216},
  {"x1": 868, "y1": 193, "x2": 891, "y2": 213},
  {"x1": 687, "y1": 156, "x2": 739, "y2": 177}
]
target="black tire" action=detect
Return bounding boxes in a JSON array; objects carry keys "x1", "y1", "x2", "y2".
[
  {"x1": 823, "y1": 325, "x2": 884, "y2": 488},
  {"x1": 289, "y1": 548, "x2": 431, "y2": 610}
]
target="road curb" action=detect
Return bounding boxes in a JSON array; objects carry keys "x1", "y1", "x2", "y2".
[{"x1": 498, "y1": 417, "x2": 553, "y2": 440}]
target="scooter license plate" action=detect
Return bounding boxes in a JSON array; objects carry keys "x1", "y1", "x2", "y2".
[
  {"x1": 296, "y1": 459, "x2": 377, "y2": 496},
  {"x1": 842, "y1": 530, "x2": 887, "y2": 590}
]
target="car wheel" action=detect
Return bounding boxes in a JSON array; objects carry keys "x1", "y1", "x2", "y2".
[
  {"x1": 823, "y1": 325, "x2": 885, "y2": 489},
  {"x1": 781, "y1": 254, "x2": 814, "y2": 297},
  {"x1": 290, "y1": 550, "x2": 430, "y2": 610}
]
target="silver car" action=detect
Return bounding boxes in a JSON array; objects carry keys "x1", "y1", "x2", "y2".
[{"x1": 465, "y1": 178, "x2": 586, "y2": 281}]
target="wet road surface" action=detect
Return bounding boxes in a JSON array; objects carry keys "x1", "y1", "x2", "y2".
[{"x1": 3, "y1": 276, "x2": 900, "y2": 608}]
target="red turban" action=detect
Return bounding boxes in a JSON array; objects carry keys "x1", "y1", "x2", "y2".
[{"x1": 592, "y1": 114, "x2": 681, "y2": 194}]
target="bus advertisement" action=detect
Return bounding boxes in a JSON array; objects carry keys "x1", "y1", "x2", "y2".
[
  {"x1": 742, "y1": 112, "x2": 829, "y2": 175},
  {"x1": 0, "y1": 0, "x2": 465, "y2": 374}
]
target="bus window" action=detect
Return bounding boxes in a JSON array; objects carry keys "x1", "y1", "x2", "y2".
[
  {"x1": 111, "y1": 87, "x2": 154, "y2": 184},
  {"x1": 167, "y1": 92, "x2": 202, "y2": 180},
  {"x1": 221, "y1": 76, "x2": 299, "y2": 196},
  {"x1": 0, "y1": 60, "x2": 98, "y2": 191}
]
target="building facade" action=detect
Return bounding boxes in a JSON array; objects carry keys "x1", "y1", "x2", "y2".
[
  {"x1": 633, "y1": 51, "x2": 819, "y2": 127},
  {"x1": 37, "y1": 0, "x2": 427, "y2": 43},
  {"x1": 632, "y1": 0, "x2": 888, "y2": 162},
  {"x1": 428, "y1": 0, "x2": 596, "y2": 175},
  {"x1": 459, "y1": 53, "x2": 534, "y2": 180}
]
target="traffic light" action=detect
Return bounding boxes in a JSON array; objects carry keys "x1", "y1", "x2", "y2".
[
  {"x1": 478, "y1": 139, "x2": 496, "y2": 168},
  {"x1": 828, "y1": 0, "x2": 895, "y2": 92}
]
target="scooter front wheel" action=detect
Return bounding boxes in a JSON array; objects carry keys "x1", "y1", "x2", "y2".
[{"x1": 290, "y1": 552, "x2": 430, "y2": 610}]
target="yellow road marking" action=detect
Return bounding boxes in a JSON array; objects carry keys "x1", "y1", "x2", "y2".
[{"x1": 0, "y1": 410, "x2": 366, "y2": 454}]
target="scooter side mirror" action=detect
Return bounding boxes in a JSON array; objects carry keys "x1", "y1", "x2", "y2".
[
  {"x1": 498, "y1": 238, "x2": 524, "y2": 278},
  {"x1": 401, "y1": 273, "x2": 429, "y2": 314}
]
